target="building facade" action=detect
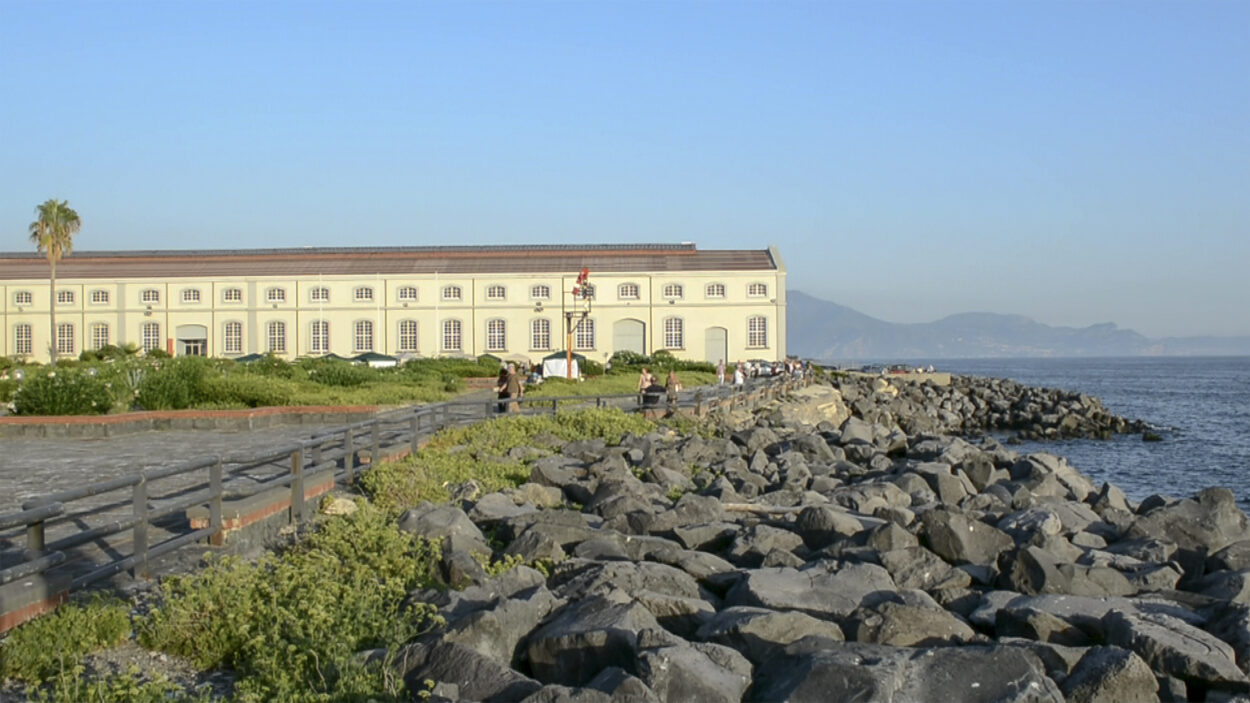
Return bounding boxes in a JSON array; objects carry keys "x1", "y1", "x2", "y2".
[{"x1": 1, "y1": 243, "x2": 786, "y2": 365}]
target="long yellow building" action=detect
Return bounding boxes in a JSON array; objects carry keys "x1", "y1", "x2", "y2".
[{"x1": 1, "y1": 243, "x2": 786, "y2": 366}]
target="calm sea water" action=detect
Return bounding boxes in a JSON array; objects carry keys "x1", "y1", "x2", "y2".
[{"x1": 924, "y1": 357, "x2": 1250, "y2": 508}]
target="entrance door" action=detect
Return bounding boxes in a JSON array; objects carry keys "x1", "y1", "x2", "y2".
[
  {"x1": 705, "y1": 326, "x2": 728, "y2": 364},
  {"x1": 613, "y1": 319, "x2": 645, "y2": 355},
  {"x1": 176, "y1": 324, "x2": 209, "y2": 357}
]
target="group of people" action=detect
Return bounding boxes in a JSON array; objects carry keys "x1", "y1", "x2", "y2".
[
  {"x1": 495, "y1": 363, "x2": 524, "y2": 413},
  {"x1": 715, "y1": 358, "x2": 807, "y2": 386},
  {"x1": 636, "y1": 366, "x2": 682, "y2": 407}
]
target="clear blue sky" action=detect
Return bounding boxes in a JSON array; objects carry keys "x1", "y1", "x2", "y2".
[{"x1": 2, "y1": 1, "x2": 1246, "y2": 338}]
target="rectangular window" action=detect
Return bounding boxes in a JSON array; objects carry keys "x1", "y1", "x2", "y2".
[
  {"x1": 14, "y1": 291, "x2": 33, "y2": 306},
  {"x1": 398, "y1": 320, "x2": 418, "y2": 352},
  {"x1": 310, "y1": 321, "x2": 329, "y2": 354},
  {"x1": 14, "y1": 324, "x2": 32, "y2": 355},
  {"x1": 268, "y1": 321, "x2": 286, "y2": 353},
  {"x1": 91, "y1": 323, "x2": 110, "y2": 350},
  {"x1": 574, "y1": 318, "x2": 595, "y2": 350},
  {"x1": 354, "y1": 321, "x2": 373, "y2": 352},
  {"x1": 486, "y1": 319, "x2": 506, "y2": 352},
  {"x1": 748, "y1": 317, "x2": 768, "y2": 348},
  {"x1": 142, "y1": 322, "x2": 161, "y2": 351},
  {"x1": 531, "y1": 319, "x2": 551, "y2": 350},
  {"x1": 224, "y1": 321, "x2": 243, "y2": 354},
  {"x1": 56, "y1": 323, "x2": 75, "y2": 355},
  {"x1": 748, "y1": 283, "x2": 768, "y2": 297},
  {"x1": 664, "y1": 318, "x2": 684, "y2": 349},
  {"x1": 442, "y1": 320, "x2": 462, "y2": 351}
]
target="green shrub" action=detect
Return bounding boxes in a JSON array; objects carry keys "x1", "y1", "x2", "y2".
[
  {"x1": 134, "y1": 357, "x2": 211, "y2": 410},
  {"x1": 0, "y1": 378, "x2": 17, "y2": 403},
  {"x1": 12, "y1": 367, "x2": 113, "y2": 415},
  {"x1": 139, "y1": 503, "x2": 441, "y2": 701},
  {"x1": 0, "y1": 595, "x2": 131, "y2": 684},
  {"x1": 32, "y1": 664, "x2": 211, "y2": 703},
  {"x1": 304, "y1": 359, "x2": 374, "y2": 387},
  {"x1": 198, "y1": 374, "x2": 297, "y2": 408},
  {"x1": 145, "y1": 348, "x2": 171, "y2": 359}
]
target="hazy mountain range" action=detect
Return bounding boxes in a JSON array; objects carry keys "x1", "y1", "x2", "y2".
[{"x1": 788, "y1": 290, "x2": 1250, "y2": 360}]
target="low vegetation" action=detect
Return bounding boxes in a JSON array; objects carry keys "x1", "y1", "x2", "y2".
[
  {"x1": 361, "y1": 407, "x2": 655, "y2": 510},
  {"x1": 1, "y1": 354, "x2": 501, "y2": 415}
]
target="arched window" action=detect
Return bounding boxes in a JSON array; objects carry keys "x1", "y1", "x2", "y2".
[
  {"x1": 486, "y1": 319, "x2": 506, "y2": 352},
  {"x1": 14, "y1": 291, "x2": 33, "y2": 306},
  {"x1": 90, "y1": 322, "x2": 110, "y2": 350},
  {"x1": 90, "y1": 289, "x2": 110, "y2": 304},
  {"x1": 182, "y1": 288, "x2": 201, "y2": 303},
  {"x1": 747, "y1": 316, "x2": 768, "y2": 348},
  {"x1": 442, "y1": 285, "x2": 462, "y2": 301},
  {"x1": 486, "y1": 285, "x2": 506, "y2": 301},
  {"x1": 705, "y1": 283, "x2": 726, "y2": 298},
  {"x1": 662, "y1": 283, "x2": 683, "y2": 299},
  {"x1": 309, "y1": 320, "x2": 329, "y2": 354},
  {"x1": 397, "y1": 286, "x2": 418, "y2": 302},
  {"x1": 354, "y1": 286, "x2": 374, "y2": 302},
  {"x1": 13, "y1": 323, "x2": 32, "y2": 355},
  {"x1": 442, "y1": 319, "x2": 462, "y2": 351},
  {"x1": 223, "y1": 288, "x2": 243, "y2": 303},
  {"x1": 663, "y1": 317, "x2": 684, "y2": 349},
  {"x1": 531, "y1": 318, "x2": 551, "y2": 350},
  {"x1": 398, "y1": 320, "x2": 418, "y2": 352},
  {"x1": 56, "y1": 323, "x2": 75, "y2": 355},
  {"x1": 142, "y1": 322, "x2": 161, "y2": 351},
  {"x1": 748, "y1": 283, "x2": 768, "y2": 297},
  {"x1": 530, "y1": 284, "x2": 550, "y2": 300},
  {"x1": 267, "y1": 321, "x2": 286, "y2": 353},
  {"x1": 266, "y1": 287, "x2": 286, "y2": 303},
  {"x1": 574, "y1": 318, "x2": 595, "y2": 351},
  {"x1": 224, "y1": 321, "x2": 244, "y2": 354},
  {"x1": 310, "y1": 287, "x2": 329, "y2": 303},
  {"x1": 354, "y1": 320, "x2": 374, "y2": 352},
  {"x1": 57, "y1": 290, "x2": 75, "y2": 305},
  {"x1": 618, "y1": 283, "x2": 640, "y2": 300},
  {"x1": 141, "y1": 289, "x2": 160, "y2": 304}
]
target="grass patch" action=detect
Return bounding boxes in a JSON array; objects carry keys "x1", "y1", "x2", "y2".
[
  {"x1": 0, "y1": 595, "x2": 131, "y2": 685},
  {"x1": 525, "y1": 371, "x2": 718, "y2": 398},
  {"x1": 361, "y1": 407, "x2": 655, "y2": 510}
]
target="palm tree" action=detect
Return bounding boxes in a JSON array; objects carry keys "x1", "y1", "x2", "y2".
[{"x1": 28, "y1": 199, "x2": 82, "y2": 362}]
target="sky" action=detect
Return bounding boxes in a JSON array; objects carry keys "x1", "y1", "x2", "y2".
[{"x1": 1, "y1": 1, "x2": 1246, "y2": 338}]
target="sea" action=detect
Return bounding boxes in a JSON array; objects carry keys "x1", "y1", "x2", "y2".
[{"x1": 844, "y1": 357, "x2": 1250, "y2": 509}]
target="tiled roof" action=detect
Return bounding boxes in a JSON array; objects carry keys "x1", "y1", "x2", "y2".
[{"x1": 0, "y1": 244, "x2": 777, "y2": 279}]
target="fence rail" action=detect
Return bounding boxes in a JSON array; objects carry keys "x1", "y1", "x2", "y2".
[{"x1": 0, "y1": 372, "x2": 810, "y2": 617}]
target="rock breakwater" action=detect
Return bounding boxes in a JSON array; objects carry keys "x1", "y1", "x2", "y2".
[{"x1": 391, "y1": 379, "x2": 1247, "y2": 702}]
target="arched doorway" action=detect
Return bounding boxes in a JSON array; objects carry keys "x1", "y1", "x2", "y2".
[
  {"x1": 705, "y1": 326, "x2": 728, "y2": 364},
  {"x1": 176, "y1": 324, "x2": 208, "y2": 357},
  {"x1": 613, "y1": 319, "x2": 645, "y2": 356}
]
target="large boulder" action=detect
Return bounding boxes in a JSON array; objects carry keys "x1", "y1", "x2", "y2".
[
  {"x1": 921, "y1": 508, "x2": 1014, "y2": 566},
  {"x1": 725, "y1": 562, "x2": 896, "y2": 620},
  {"x1": 767, "y1": 384, "x2": 850, "y2": 429},
  {"x1": 636, "y1": 644, "x2": 752, "y2": 703},
  {"x1": 1127, "y1": 487, "x2": 1250, "y2": 578},
  {"x1": 749, "y1": 641, "x2": 1064, "y2": 702},
  {"x1": 395, "y1": 641, "x2": 542, "y2": 702},
  {"x1": 524, "y1": 594, "x2": 666, "y2": 686},
  {"x1": 398, "y1": 502, "x2": 490, "y2": 554},
  {"x1": 850, "y1": 601, "x2": 976, "y2": 646},
  {"x1": 697, "y1": 606, "x2": 844, "y2": 665},
  {"x1": 1059, "y1": 646, "x2": 1158, "y2": 703},
  {"x1": 1102, "y1": 608, "x2": 1248, "y2": 687}
]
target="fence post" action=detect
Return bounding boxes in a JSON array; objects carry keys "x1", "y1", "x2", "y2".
[
  {"x1": 344, "y1": 428, "x2": 355, "y2": 484},
  {"x1": 371, "y1": 422, "x2": 381, "y2": 465},
  {"x1": 312, "y1": 441, "x2": 323, "y2": 468},
  {"x1": 290, "y1": 448, "x2": 304, "y2": 524},
  {"x1": 210, "y1": 459, "x2": 224, "y2": 546},
  {"x1": 552, "y1": 398, "x2": 559, "y2": 415},
  {"x1": 132, "y1": 478, "x2": 149, "y2": 579},
  {"x1": 695, "y1": 390, "x2": 704, "y2": 416},
  {"x1": 410, "y1": 414, "x2": 420, "y2": 455},
  {"x1": 26, "y1": 517, "x2": 45, "y2": 555}
]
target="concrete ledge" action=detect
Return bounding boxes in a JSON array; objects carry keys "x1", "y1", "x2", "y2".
[
  {"x1": 188, "y1": 471, "x2": 338, "y2": 545},
  {"x1": 0, "y1": 572, "x2": 70, "y2": 633},
  {"x1": 0, "y1": 405, "x2": 381, "y2": 439}
]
